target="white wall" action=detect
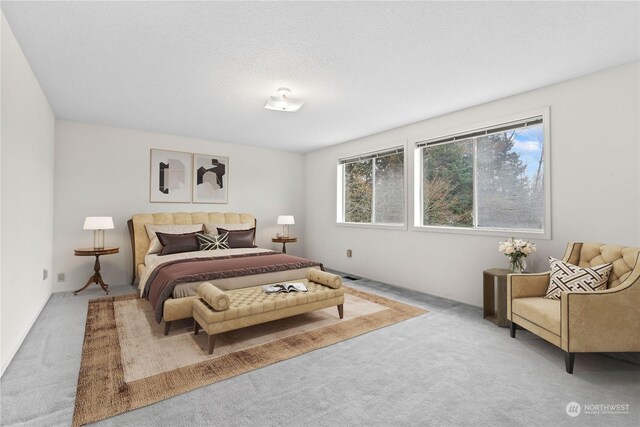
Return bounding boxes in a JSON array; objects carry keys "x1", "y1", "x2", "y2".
[
  {"x1": 54, "y1": 121, "x2": 306, "y2": 292},
  {"x1": 1, "y1": 13, "x2": 56, "y2": 374},
  {"x1": 304, "y1": 62, "x2": 640, "y2": 307}
]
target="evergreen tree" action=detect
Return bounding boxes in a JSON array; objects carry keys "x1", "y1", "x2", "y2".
[
  {"x1": 423, "y1": 140, "x2": 473, "y2": 226},
  {"x1": 343, "y1": 152, "x2": 404, "y2": 224},
  {"x1": 423, "y1": 129, "x2": 543, "y2": 229},
  {"x1": 344, "y1": 160, "x2": 372, "y2": 223},
  {"x1": 373, "y1": 154, "x2": 404, "y2": 223},
  {"x1": 476, "y1": 131, "x2": 538, "y2": 228}
]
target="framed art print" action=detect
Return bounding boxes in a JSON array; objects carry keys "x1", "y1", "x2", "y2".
[
  {"x1": 192, "y1": 153, "x2": 228, "y2": 203},
  {"x1": 150, "y1": 149, "x2": 192, "y2": 203}
]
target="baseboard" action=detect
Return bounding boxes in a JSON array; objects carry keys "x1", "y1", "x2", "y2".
[
  {"x1": 1, "y1": 290, "x2": 52, "y2": 377},
  {"x1": 326, "y1": 267, "x2": 480, "y2": 309}
]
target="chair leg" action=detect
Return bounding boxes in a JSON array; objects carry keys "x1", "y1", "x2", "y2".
[
  {"x1": 337, "y1": 304, "x2": 344, "y2": 319},
  {"x1": 565, "y1": 352, "x2": 575, "y2": 374},
  {"x1": 164, "y1": 321, "x2": 172, "y2": 336},
  {"x1": 208, "y1": 335, "x2": 215, "y2": 354},
  {"x1": 194, "y1": 321, "x2": 200, "y2": 335},
  {"x1": 509, "y1": 321, "x2": 516, "y2": 338}
]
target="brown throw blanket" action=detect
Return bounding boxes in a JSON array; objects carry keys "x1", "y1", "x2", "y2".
[{"x1": 142, "y1": 251, "x2": 323, "y2": 323}]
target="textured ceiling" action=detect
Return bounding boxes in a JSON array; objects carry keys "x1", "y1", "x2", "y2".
[{"x1": 2, "y1": 1, "x2": 638, "y2": 153}]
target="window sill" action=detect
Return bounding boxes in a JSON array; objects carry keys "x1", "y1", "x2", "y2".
[
  {"x1": 336, "y1": 222, "x2": 407, "y2": 231},
  {"x1": 411, "y1": 224, "x2": 551, "y2": 240}
]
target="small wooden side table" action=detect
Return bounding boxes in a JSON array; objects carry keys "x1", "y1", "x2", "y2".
[
  {"x1": 73, "y1": 247, "x2": 119, "y2": 295},
  {"x1": 271, "y1": 237, "x2": 297, "y2": 254},
  {"x1": 483, "y1": 268, "x2": 511, "y2": 327}
]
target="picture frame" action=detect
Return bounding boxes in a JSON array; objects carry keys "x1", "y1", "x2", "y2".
[
  {"x1": 192, "y1": 153, "x2": 229, "y2": 204},
  {"x1": 149, "y1": 149, "x2": 192, "y2": 203}
]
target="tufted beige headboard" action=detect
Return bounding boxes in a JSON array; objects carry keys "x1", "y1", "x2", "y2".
[{"x1": 128, "y1": 212, "x2": 256, "y2": 285}]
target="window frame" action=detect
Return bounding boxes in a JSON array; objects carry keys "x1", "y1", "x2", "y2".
[
  {"x1": 336, "y1": 142, "x2": 408, "y2": 230},
  {"x1": 412, "y1": 108, "x2": 551, "y2": 239}
]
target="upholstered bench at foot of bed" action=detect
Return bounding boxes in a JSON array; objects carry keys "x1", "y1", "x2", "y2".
[
  {"x1": 193, "y1": 270, "x2": 345, "y2": 354},
  {"x1": 162, "y1": 296, "x2": 199, "y2": 335}
]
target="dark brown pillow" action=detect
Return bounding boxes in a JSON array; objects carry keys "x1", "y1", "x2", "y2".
[
  {"x1": 217, "y1": 227, "x2": 256, "y2": 248},
  {"x1": 156, "y1": 232, "x2": 199, "y2": 255}
]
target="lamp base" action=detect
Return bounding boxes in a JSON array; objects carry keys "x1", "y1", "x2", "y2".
[{"x1": 93, "y1": 229, "x2": 105, "y2": 249}]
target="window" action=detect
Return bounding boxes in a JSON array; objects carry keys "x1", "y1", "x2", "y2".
[
  {"x1": 416, "y1": 113, "x2": 548, "y2": 235},
  {"x1": 337, "y1": 146, "x2": 405, "y2": 226}
]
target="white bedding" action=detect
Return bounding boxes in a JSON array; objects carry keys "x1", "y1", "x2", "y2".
[{"x1": 138, "y1": 248, "x2": 319, "y2": 299}]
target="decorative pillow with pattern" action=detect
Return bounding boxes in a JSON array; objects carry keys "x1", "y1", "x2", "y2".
[
  {"x1": 544, "y1": 257, "x2": 613, "y2": 300},
  {"x1": 196, "y1": 232, "x2": 230, "y2": 250}
]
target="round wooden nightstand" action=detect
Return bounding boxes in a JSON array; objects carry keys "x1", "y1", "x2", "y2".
[
  {"x1": 271, "y1": 237, "x2": 297, "y2": 254},
  {"x1": 73, "y1": 247, "x2": 119, "y2": 295}
]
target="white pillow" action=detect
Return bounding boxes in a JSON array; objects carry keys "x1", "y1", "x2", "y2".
[
  {"x1": 204, "y1": 222, "x2": 253, "y2": 235},
  {"x1": 147, "y1": 237, "x2": 163, "y2": 255},
  {"x1": 144, "y1": 224, "x2": 204, "y2": 254},
  {"x1": 544, "y1": 257, "x2": 612, "y2": 300}
]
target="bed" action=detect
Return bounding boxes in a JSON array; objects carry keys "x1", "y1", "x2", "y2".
[{"x1": 128, "y1": 212, "x2": 322, "y2": 334}]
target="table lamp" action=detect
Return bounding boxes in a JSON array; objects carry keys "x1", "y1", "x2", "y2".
[
  {"x1": 83, "y1": 216, "x2": 114, "y2": 249},
  {"x1": 277, "y1": 215, "x2": 295, "y2": 238}
]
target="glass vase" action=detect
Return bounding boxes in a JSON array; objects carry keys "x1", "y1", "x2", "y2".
[{"x1": 509, "y1": 256, "x2": 526, "y2": 273}]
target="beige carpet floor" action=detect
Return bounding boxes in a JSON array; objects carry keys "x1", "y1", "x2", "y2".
[{"x1": 72, "y1": 286, "x2": 426, "y2": 426}]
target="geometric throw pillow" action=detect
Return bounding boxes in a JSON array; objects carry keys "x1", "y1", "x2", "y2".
[
  {"x1": 544, "y1": 257, "x2": 613, "y2": 300},
  {"x1": 196, "y1": 233, "x2": 230, "y2": 251}
]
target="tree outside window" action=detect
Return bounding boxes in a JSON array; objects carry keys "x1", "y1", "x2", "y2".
[
  {"x1": 340, "y1": 148, "x2": 405, "y2": 225},
  {"x1": 421, "y1": 120, "x2": 545, "y2": 232}
]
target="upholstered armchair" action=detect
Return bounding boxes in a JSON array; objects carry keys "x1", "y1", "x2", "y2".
[{"x1": 507, "y1": 242, "x2": 640, "y2": 373}]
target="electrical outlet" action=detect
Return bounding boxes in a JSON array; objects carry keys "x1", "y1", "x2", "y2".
[
  {"x1": 57, "y1": 273, "x2": 65, "y2": 282},
  {"x1": 43, "y1": 269, "x2": 48, "y2": 280},
  {"x1": 347, "y1": 249, "x2": 352, "y2": 258}
]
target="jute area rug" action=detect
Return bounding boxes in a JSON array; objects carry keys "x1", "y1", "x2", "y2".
[{"x1": 72, "y1": 286, "x2": 426, "y2": 426}]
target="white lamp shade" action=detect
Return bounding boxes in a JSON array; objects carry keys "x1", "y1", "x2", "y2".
[
  {"x1": 83, "y1": 216, "x2": 114, "y2": 230},
  {"x1": 277, "y1": 215, "x2": 295, "y2": 225}
]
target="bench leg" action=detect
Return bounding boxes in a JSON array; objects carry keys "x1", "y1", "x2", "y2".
[
  {"x1": 194, "y1": 320, "x2": 200, "y2": 335},
  {"x1": 164, "y1": 321, "x2": 172, "y2": 336},
  {"x1": 337, "y1": 304, "x2": 344, "y2": 319},
  {"x1": 208, "y1": 335, "x2": 216, "y2": 354}
]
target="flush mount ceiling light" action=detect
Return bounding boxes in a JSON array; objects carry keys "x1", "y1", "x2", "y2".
[{"x1": 264, "y1": 87, "x2": 304, "y2": 112}]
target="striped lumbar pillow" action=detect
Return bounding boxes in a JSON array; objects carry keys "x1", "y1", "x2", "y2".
[
  {"x1": 196, "y1": 233, "x2": 229, "y2": 251},
  {"x1": 544, "y1": 257, "x2": 612, "y2": 300}
]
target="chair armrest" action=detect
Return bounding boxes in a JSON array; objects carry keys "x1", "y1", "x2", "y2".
[
  {"x1": 507, "y1": 272, "x2": 550, "y2": 320},
  {"x1": 507, "y1": 272, "x2": 550, "y2": 299},
  {"x1": 561, "y1": 282, "x2": 640, "y2": 352}
]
